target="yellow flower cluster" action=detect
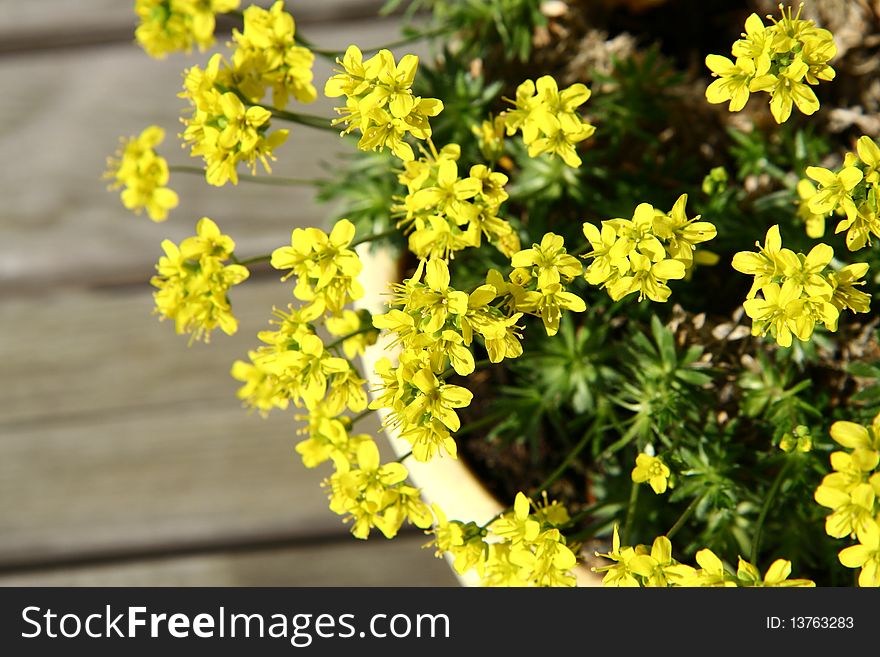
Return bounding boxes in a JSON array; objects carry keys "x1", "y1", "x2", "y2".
[
  {"x1": 509, "y1": 233, "x2": 586, "y2": 336},
  {"x1": 370, "y1": 236, "x2": 588, "y2": 461},
  {"x1": 326, "y1": 440, "x2": 432, "y2": 539},
  {"x1": 799, "y1": 136, "x2": 880, "y2": 250},
  {"x1": 582, "y1": 195, "x2": 716, "y2": 303},
  {"x1": 231, "y1": 307, "x2": 366, "y2": 415},
  {"x1": 814, "y1": 415, "x2": 880, "y2": 587},
  {"x1": 394, "y1": 142, "x2": 517, "y2": 260},
  {"x1": 501, "y1": 75, "x2": 596, "y2": 167},
  {"x1": 732, "y1": 225, "x2": 870, "y2": 347},
  {"x1": 370, "y1": 260, "x2": 479, "y2": 461},
  {"x1": 431, "y1": 492, "x2": 579, "y2": 587},
  {"x1": 230, "y1": 1, "x2": 317, "y2": 109},
  {"x1": 105, "y1": 125, "x2": 179, "y2": 222},
  {"x1": 594, "y1": 526, "x2": 814, "y2": 587},
  {"x1": 705, "y1": 6, "x2": 836, "y2": 123},
  {"x1": 230, "y1": 220, "x2": 432, "y2": 543},
  {"x1": 324, "y1": 46, "x2": 444, "y2": 161},
  {"x1": 270, "y1": 219, "x2": 365, "y2": 317},
  {"x1": 180, "y1": 54, "x2": 289, "y2": 186},
  {"x1": 135, "y1": 0, "x2": 240, "y2": 59},
  {"x1": 151, "y1": 217, "x2": 249, "y2": 342}
]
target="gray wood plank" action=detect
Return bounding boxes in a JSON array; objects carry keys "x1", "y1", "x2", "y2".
[
  {"x1": 0, "y1": 16, "x2": 427, "y2": 290},
  {"x1": 0, "y1": 535, "x2": 457, "y2": 586},
  {"x1": 0, "y1": 278, "x2": 292, "y2": 427},
  {"x1": 0, "y1": 278, "x2": 402, "y2": 567},
  {"x1": 0, "y1": 393, "x2": 354, "y2": 567},
  {"x1": 0, "y1": 1, "x2": 389, "y2": 46}
]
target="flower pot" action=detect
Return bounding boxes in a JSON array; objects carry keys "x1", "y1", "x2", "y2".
[{"x1": 355, "y1": 245, "x2": 602, "y2": 586}]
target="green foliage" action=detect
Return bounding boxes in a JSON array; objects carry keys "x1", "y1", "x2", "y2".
[{"x1": 317, "y1": 1, "x2": 880, "y2": 586}]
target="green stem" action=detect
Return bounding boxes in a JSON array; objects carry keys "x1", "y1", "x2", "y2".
[
  {"x1": 350, "y1": 227, "x2": 402, "y2": 249},
  {"x1": 215, "y1": 84, "x2": 337, "y2": 132},
  {"x1": 396, "y1": 450, "x2": 413, "y2": 463},
  {"x1": 750, "y1": 459, "x2": 792, "y2": 565},
  {"x1": 347, "y1": 409, "x2": 374, "y2": 426},
  {"x1": 297, "y1": 26, "x2": 450, "y2": 61},
  {"x1": 665, "y1": 495, "x2": 703, "y2": 541},
  {"x1": 264, "y1": 105, "x2": 339, "y2": 132},
  {"x1": 533, "y1": 426, "x2": 593, "y2": 496},
  {"x1": 622, "y1": 479, "x2": 640, "y2": 546},
  {"x1": 478, "y1": 423, "x2": 596, "y2": 533},
  {"x1": 232, "y1": 254, "x2": 271, "y2": 266},
  {"x1": 326, "y1": 326, "x2": 376, "y2": 351},
  {"x1": 169, "y1": 164, "x2": 325, "y2": 187}
]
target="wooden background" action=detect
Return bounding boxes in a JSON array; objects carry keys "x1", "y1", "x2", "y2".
[{"x1": 0, "y1": 0, "x2": 455, "y2": 586}]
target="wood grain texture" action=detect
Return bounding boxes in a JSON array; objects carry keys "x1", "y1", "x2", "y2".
[
  {"x1": 0, "y1": 1, "x2": 390, "y2": 50},
  {"x1": 0, "y1": 279, "x2": 399, "y2": 569},
  {"x1": 0, "y1": 16, "x2": 427, "y2": 291},
  {"x1": 0, "y1": 535, "x2": 456, "y2": 586}
]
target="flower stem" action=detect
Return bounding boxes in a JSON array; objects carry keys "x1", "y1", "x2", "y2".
[
  {"x1": 622, "y1": 479, "x2": 640, "y2": 546},
  {"x1": 297, "y1": 26, "x2": 451, "y2": 61},
  {"x1": 348, "y1": 409, "x2": 375, "y2": 426},
  {"x1": 665, "y1": 495, "x2": 703, "y2": 540},
  {"x1": 533, "y1": 425, "x2": 593, "y2": 496},
  {"x1": 750, "y1": 459, "x2": 792, "y2": 565},
  {"x1": 396, "y1": 450, "x2": 413, "y2": 463},
  {"x1": 215, "y1": 84, "x2": 338, "y2": 132},
  {"x1": 168, "y1": 165, "x2": 324, "y2": 187},
  {"x1": 350, "y1": 227, "x2": 402, "y2": 248},
  {"x1": 231, "y1": 254, "x2": 271, "y2": 266},
  {"x1": 326, "y1": 326, "x2": 377, "y2": 351}
]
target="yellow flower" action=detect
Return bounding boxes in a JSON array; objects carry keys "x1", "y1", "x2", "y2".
[
  {"x1": 750, "y1": 56, "x2": 819, "y2": 124},
  {"x1": 404, "y1": 367, "x2": 473, "y2": 435},
  {"x1": 806, "y1": 165, "x2": 863, "y2": 220},
  {"x1": 511, "y1": 232, "x2": 583, "y2": 289},
  {"x1": 180, "y1": 55, "x2": 289, "y2": 186},
  {"x1": 135, "y1": 0, "x2": 241, "y2": 59},
  {"x1": 814, "y1": 482, "x2": 876, "y2": 539},
  {"x1": 271, "y1": 219, "x2": 364, "y2": 315},
  {"x1": 593, "y1": 525, "x2": 641, "y2": 587},
  {"x1": 583, "y1": 199, "x2": 711, "y2": 304},
  {"x1": 104, "y1": 125, "x2": 178, "y2": 222},
  {"x1": 743, "y1": 280, "x2": 813, "y2": 348},
  {"x1": 490, "y1": 492, "x2": 541, "y2": 544},
  {"x1": 502, "y1": 75, "x2": 595, "y2": 168},
  {"x1": 631, "y1": 453, "x2": 671, "y2": 494},
  {"x1": 731, "y1": 224, "x2": 786, "y2": 299},
  {"x1": 838, "y1": 519, "x2": 880, "y2": 587},
  {"x1": 230, "y1": 0, "x2": 317, "y2": 109},
  {"x1": 735, "y1": 557, "x2": 815, "y2": 587},
  {"x1": 704, "y1": 6, "x2": 835, "y2": 122},
  {"x1": 429, "y1": 504, "x2": 488, "y2": 575},
  {"x1": 652, "y1": 194, "x2": 717, "y2": 265},
  {"x1": 517, "y1": 283, "x2": 587, "y2": 336},
  {"x1": 326, "y1": 439, "x2": 411, "y2": 539},
  {"x1": 830, "y1": 419, "x2": 880, "y2": 470},
  {"x1": 324, "y1": 46, "x2": 443, "y2": 161},
  {"x1": 326, "y1": 309, "x2": 378, "y2": 359},
  {"x1": 705, "y1": 55, "x2": 759, "y2": 112},
  {"x1": 151, "y1": 218, "x2": 249, "y2": 343}
]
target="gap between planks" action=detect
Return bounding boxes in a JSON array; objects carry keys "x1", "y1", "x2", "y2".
[{"x1": 0, "y1": 533, "x2": 457, "y2": 586}]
